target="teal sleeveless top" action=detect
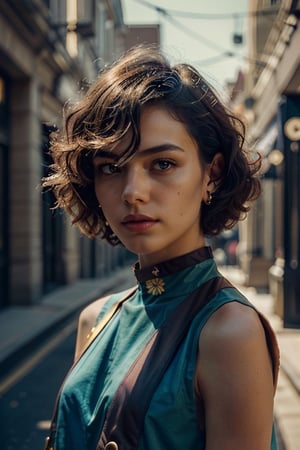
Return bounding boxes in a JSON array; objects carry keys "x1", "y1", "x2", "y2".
[{"x1": 54, "y1": 247, "x2": 279, "y2": 449}]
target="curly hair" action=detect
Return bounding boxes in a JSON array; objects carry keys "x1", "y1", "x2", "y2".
[{"x1": 43, "y1": 44, "x2": 261, "y2": 245}]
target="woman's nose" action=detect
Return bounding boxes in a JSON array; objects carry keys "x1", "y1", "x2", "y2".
[{"x1": 121, "y1": 167, "x2": 149, "y2": 205}]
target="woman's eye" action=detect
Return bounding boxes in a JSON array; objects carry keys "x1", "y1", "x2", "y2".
[
  {"x1": 153, "y1": 159, "x2": 175, "y2": 171},
  {"x1": 95, "y1": 163, "x2": 120, "y2": 175}
]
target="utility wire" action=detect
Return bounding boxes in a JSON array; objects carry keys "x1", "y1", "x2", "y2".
[
  {"x1": 135, "y1": 0, "x2": 280, "y2": 20},
  {"x1": 131, "y1": 0, "x2": 268, "y2": 68},
  {"x1": 195, "y1": 52, "x2": 266, "y2": 68},
  {"x1": 193, "y1": 52, "x2": 234, "y2": 66},
  {"x1": 161, "y1": 10, "x2": 234, "y2": 54}
]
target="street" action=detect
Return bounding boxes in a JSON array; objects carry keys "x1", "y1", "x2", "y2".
[{"x1": 0, "y1": 320, "x2": 77, "y2": 450}]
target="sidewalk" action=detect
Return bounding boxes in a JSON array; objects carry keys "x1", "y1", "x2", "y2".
[
  {"x1": 0, "y1": 266, "x2": 136, "y2": 374},
  {"x1": 0, "y1": 265, "x2": 300, "y2": 449}
]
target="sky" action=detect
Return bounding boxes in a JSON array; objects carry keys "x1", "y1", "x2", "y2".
[{"x1": 121, "y1": 0, "x2": 249, "y2": 90}]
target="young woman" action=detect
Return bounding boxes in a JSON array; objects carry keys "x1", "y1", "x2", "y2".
[{"x1": 44, "y1": 45, "x2": 279, "y2": 450}]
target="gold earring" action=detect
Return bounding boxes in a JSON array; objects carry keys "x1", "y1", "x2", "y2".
[{"x1": 205, "y1": 191, "x2": 213, "y2": 205}]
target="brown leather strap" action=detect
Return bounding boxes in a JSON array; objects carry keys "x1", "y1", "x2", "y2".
[
  {"x1": 97, "y1": 276, "x2": 231, "y2": 450},
  {"x1": 76, "y1": 286, "x2": 138, "y2": 363},
  {"x1": 44, "y1": 286, "x2": 138, "y2": 450}
]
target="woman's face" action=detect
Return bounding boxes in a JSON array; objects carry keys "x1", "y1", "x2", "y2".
[{"x1": 93, "y1": 104, "x2": 211, "y2": 267}]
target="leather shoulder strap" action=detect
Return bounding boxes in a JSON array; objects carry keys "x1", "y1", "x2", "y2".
[
  {"x1": 76, "y1": 286, "x2": 138, "y2": 363},
  {"x1": 44, "y1": 285, "x2": 138, "y2": 450},
  {"x1": 97, "y1": 276, "x2": 231, "y2": 450}
]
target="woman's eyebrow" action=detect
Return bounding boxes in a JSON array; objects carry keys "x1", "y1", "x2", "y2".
[
  {"x1": 139, "y1": 144, "x2": 185, "y2": 156},
  {"x1": 93, "y1": 144, "x2": 184, "y2": 160}
]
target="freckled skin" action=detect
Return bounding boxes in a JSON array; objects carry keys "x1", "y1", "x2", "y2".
[
  {"x1": 93, "y1": 105, "x2": 212, "y2": 268},
  {"x1": 93, "y1": 104, "x2": 276, "y2": 450}
]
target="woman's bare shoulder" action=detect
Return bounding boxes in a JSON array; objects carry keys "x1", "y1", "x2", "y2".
[
  {"x1": 74, "y1": 286, "x2": 137, "y2": 360},
  {"x1": 74, "y1": 294, "x2": 111, "y2": 361},
  {"x1": 196, "y1": 300, "x2": 273, "y2": 397},
  {"x1": 201, "y1": 300, "x2": 265, "y2": 346},
  {"x1": 196, "y1": 301, "x2": 275, "y2": 449},
  {"x1": 78, "y1": 295, "x2": 111, "y2": 329}
]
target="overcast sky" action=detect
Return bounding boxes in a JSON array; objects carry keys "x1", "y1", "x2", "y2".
[{"x1": 121, "y1": 0, "x2": 249, "y2": 89}]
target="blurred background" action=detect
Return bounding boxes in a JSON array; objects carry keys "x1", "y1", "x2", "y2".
[
  {"x1": 1, "y1": 2, "x2": 300, "y2": 449},
  {"x1": 0, "y1": 0, "x2": 300, "y2": 326}
]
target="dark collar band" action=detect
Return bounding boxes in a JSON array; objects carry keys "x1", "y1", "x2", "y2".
[{"x1": 133, "y1": 246, "x2": 213, "y2": 283}]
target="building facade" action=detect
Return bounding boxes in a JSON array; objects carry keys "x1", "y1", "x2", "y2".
[
  {"x1": 0, "y1": 0, "x2": 160, "y2": 309},
  {"x1": 240, "y1": 0, "x2": 300, "y2": 327}
]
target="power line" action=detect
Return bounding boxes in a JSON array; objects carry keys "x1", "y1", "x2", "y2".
[
  {"x1": 131, "y1": 0, "x2": 268, "y2": 69},
  {"x1": 193, "y1": 52, "x2": 234, "y2": 66},
  {"x1": 162, "y1": 11, "x2": 234, "y2": 54},
  {"x1": 195, "y1": 52, "x2": 266, "y2": 68},
  {"x1": 134, "y1": 0, "x2": 280, "y2": 20}
]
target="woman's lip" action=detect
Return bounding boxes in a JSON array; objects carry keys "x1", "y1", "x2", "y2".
[
  {"x1": 121, "y1": 214, "x2": 156, "y2": 223},
  {"x1": 121, "y1": 215, "x2": 158, "y2": 232}
]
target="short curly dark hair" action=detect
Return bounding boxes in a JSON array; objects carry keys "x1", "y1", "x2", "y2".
[{"x1": 43, "y1": 44, "x2": 261, "y2": 245}]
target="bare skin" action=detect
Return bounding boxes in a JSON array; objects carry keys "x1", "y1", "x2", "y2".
[
  {"x1": 76, "y1": 292, "x2": 275, "y2": 449},
  {"x1": 74, "y1": 295, "x2": 110, "y2": 361},
  {"x1": 90, "y1": 104, "x2": 275, "y2": 449},
  {"x1": 196, "y1": 301, "x2": 274, "y2": 449},
  {"x1": 93, "y1": 105, "x2": 222, "y2": 267}
]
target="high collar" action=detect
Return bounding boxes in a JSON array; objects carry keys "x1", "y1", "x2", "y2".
[{"x1": 133, "y1": 246, "x2": 214, "y2": 284}]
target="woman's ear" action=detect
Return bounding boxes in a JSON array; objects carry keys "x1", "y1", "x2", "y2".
[{"x1": 208, "y1": 152, "x2": 224, "y2": 190}]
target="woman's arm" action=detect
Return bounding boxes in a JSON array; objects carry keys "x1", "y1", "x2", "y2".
[{"x1": 195, "y1": 301, "x2": 275, "y2": 450}]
